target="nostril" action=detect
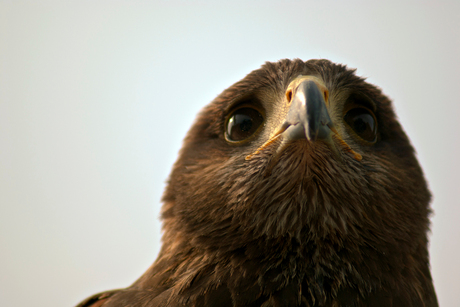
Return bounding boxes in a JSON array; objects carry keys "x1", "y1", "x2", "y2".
[
  {"x1": 323, "y1": 90, "x2": 329, "y2": 104},
  {"x1": 286, "y1": 89, "x2": 293, "y2": 104}
]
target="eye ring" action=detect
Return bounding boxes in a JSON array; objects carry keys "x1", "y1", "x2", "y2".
[
  {"x1": 343, "y1": 106, "x2": 378, "y2": 143},
  {"x1": 225, "y1": 106, "x2": 264, "y2": 143}
]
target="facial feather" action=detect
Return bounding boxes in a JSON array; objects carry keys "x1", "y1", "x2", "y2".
[{"x1": 77, "y1": 59, "x2": 437, "y2": 307}]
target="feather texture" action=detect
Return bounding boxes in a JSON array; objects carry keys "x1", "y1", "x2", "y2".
[{"x1": 77, "y1": 59, "x2": 437, "y2": 307}]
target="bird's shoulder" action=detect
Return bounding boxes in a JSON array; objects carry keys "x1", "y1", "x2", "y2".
[
  {"x1": 75, "y1": 288, "x2": 170, "y2": 307},
  {"x1": 76, "y1": 289, "x2": 119, "y2": 307}
]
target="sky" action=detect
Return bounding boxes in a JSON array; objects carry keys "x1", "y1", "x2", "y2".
[{"x1": 1, "y1": 1, "x2": 459, "y2": 306}]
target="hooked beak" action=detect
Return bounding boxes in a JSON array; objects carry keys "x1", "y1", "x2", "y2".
[
  {"x1": 246, "y1": 76, "x2": 361, "y2": 165},
  {"x1": 279, "y1": 76, "x2": 334, "y2": 143}
]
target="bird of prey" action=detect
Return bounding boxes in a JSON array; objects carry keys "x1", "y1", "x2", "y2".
[{"x1": 77, "y1": 59, "x2": 437, "y2": 306}]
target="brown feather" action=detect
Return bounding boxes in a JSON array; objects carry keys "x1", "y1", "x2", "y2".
[{"x1": 76, "y1": 59, "x2": 437, "y2": 307}]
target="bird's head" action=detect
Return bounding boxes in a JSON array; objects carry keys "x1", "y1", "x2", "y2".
[{"x1": 161, "y1": 59, "x2": 431, "y2": 255}]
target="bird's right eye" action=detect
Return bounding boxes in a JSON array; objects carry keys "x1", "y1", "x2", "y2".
[
  {"x1": 344, "y1": 107, "x2": 377, "y2": 143},
  {"x1": 225, "y1": 107, "x2": 264, "y2": 142}
]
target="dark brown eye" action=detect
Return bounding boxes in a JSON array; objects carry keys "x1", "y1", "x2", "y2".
[
  {"x1": 226, "y1": 107, "x2": 264, "y2": 142},
  {"x1": 344, "y1": 107, "x2": 377, "y2": 142}
]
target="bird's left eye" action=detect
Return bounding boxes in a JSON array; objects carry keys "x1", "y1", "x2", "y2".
[
  {"x1": 344, "y1": 107, "x2": 377, "y2": 143},
  {"x1": 226, "y1": 107, "x2": 264, "y2": 142}
]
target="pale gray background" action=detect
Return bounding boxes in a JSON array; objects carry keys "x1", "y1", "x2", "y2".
[{"x1": 1, "y1": 1, "x2": 459, "y2": 306}]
